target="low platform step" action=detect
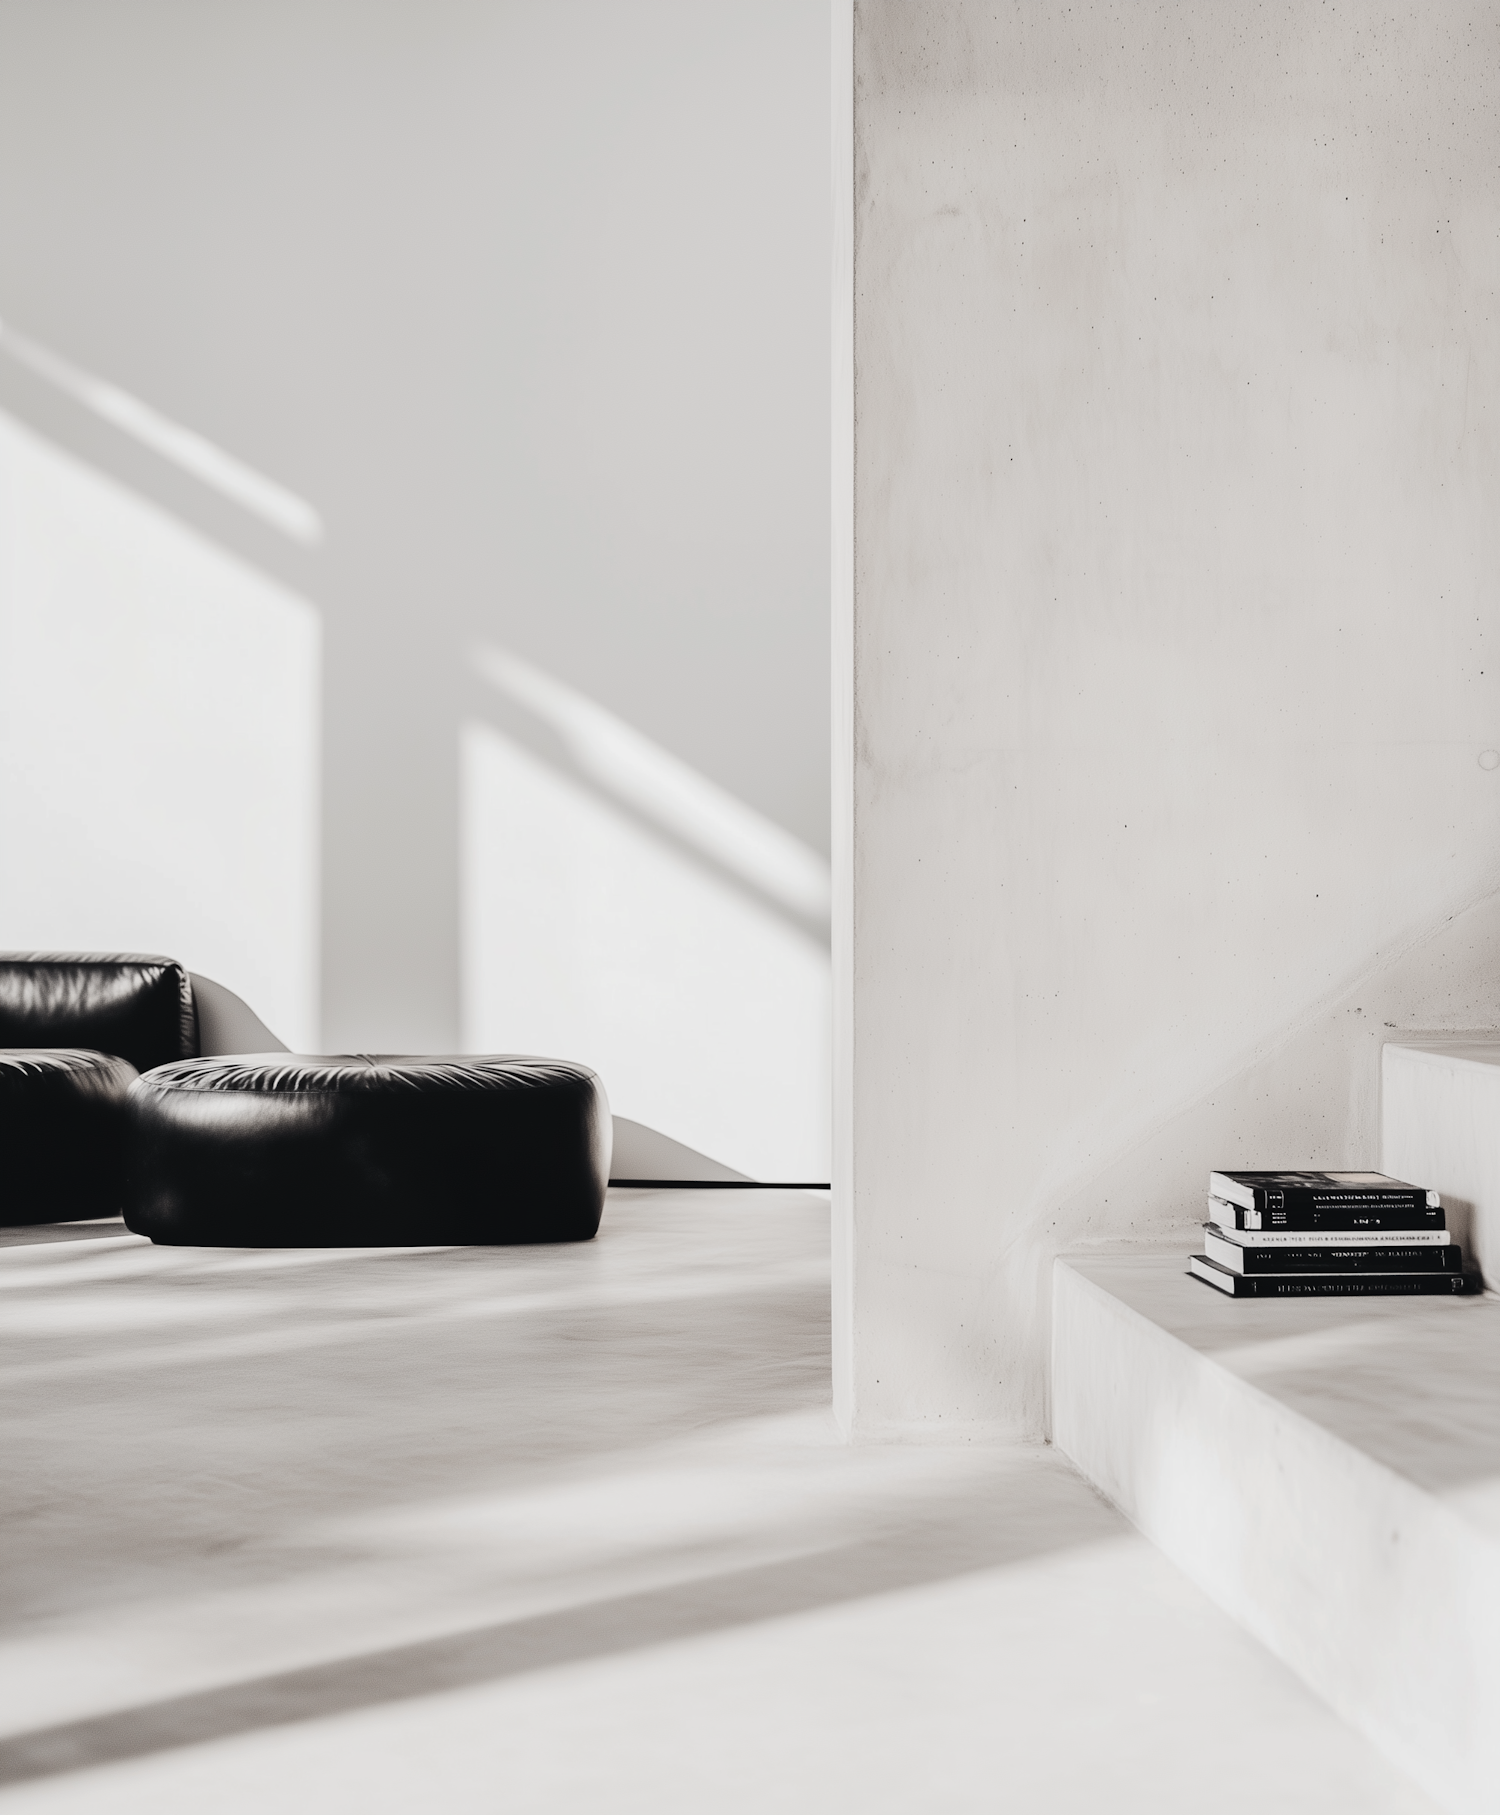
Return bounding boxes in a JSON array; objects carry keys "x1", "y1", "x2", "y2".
[{"x1": 1053, "y1": 1252, "x2": 1500, "y2": 1815}]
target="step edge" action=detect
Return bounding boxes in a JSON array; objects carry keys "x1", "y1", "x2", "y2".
[{"x1": 1052, "y1": 1256, "x2": 1500, "y2": 1815}]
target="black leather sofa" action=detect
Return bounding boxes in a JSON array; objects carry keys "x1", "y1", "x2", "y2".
[
  {"x1": 0, "y1": 953, "x2": 198, "y2": 1224},
  {"x1": 0, "y1": 951, "x2": 610, "y2": 1244}
]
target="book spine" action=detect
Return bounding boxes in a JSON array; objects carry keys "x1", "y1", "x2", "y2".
[
  {"x1": 1209, "y1": 1175, "x2": 1431, "y2": 1214},
  {"x1": 1238, "y1": 1273, "x2": 1474, "y2": 1297},
  {"x1": 1210, "y1": 1204, "x2": 1444, "y2": 1234},
  {"x1": 1204, "y1": 1215, "x2": 1451, "y2": 1247},
  {"x1": 1190, "y1": 1256, "x2": 1476, "y2": 1297},
  {"x1": 1222, "y1": 1244, "x2": 1463, "y2": 1275},
  {"x1": 1261, "y1": 1190, "x2": 1426, "y2": 1214}
]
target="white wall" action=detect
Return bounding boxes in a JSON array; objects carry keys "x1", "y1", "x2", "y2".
[
  {"x1": 462, "y1": 712, "x2": 830, "y2": 1179},
  {"x1": 0, "y1": 411, "x2": 320, "y2": 1050},
  {"x1": 839, "y1": 0, "x2": 1500, "y2": 1434},
  {"x1": 0, "y1": 1, "x2": 831, "y2": 1174}
]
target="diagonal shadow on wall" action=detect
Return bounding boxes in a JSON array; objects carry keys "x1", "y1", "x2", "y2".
[{"x1": 0, "y1": 354, "x2": 829, "y2": 1174}]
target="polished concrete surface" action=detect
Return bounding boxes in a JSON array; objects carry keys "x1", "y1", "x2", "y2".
[
  {"x1": 1055, "y1": 1251, "x2": 1499, "y2": 1815},
  {"x1": 1061, "y1": 1247, "x2": 1500, "y2": 1534},
  {"x1": 1, "y1": 1194, "x2": 1434, "y2": 1813}
]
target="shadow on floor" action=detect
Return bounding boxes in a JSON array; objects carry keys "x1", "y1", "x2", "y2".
[
  {"x1": 0, "y1": 1194, "x2": 1128, "y2": 1793},
  {"x1": 3, "y1": 1274, "x2": 835, "y2": 1624},
  {"x1": 2, "y1": 1199, "x2": 833, "y2": 1629},
  {"x1": 0, "y1": 1464, "x2": 1123, "y2": 1788}
]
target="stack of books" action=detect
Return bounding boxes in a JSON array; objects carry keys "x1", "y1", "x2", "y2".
[{"x1": 1188, "y1": 1170, "x2": 1474, "y2": 1297}]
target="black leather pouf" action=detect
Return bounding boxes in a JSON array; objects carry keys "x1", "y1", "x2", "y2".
[
  {"x1": 125, "y1": 1054, "x2": 611, "y2": 1247},
  {"x1": 0, "y1": 1049, "x2": 139, "y2": 1225}
]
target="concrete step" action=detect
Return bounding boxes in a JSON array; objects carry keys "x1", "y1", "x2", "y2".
[
  {"x1": 1052, "y1": 1251, "x2": 1500, "y2": 1815},
  {"x1": 1383, "y1": 1039, "x2": 1500, "y2": 1290}
]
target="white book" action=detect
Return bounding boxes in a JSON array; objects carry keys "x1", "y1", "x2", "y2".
[
  {"x1": 1204, "y1": 1212, "x2": 1452, "y2": 1248},
  {"x1": 1202, "y1": 1227, "x2": 1460, "y2": 1274}
]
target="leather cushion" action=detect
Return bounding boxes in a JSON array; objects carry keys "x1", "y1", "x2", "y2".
[
  {"x1": 0, "y1": 954, "x2": 198, "y2": 1073},
  {"x1": 125, "y1": 1054, "x2": 610, "y2": 1246},
  {"x1": 0, "y1": 1049, "x2": 140, "y2": 1225}
]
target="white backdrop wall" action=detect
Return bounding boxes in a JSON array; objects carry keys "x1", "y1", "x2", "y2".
[
  {"x1": 839, "y1": 0, "x2": 1500, "y2": 1434},
  {"x1": 0, "y1": 411, "x2": 321, "y2": 1050},
  {"x1": 0, "y1": 1, "x2": 831, "y2": 1177}
]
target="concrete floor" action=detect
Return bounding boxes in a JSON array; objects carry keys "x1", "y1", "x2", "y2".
[{"x1": 1, "y1": 1190, "x2": 1435, "y2": 1813}]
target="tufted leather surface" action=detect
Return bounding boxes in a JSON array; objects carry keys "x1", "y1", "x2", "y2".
[
  {"x1": 0, "y1": 1048, "x2": 140, "y2": 1224},
  {"x1": 0, "y1": 954, "x2": 198, "y2": 1073},
  {"x1": 126, "y1": 1054, "x2": 611, "y2": 1246}
]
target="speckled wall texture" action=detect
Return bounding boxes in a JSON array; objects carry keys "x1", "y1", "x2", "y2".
[{"x1": 840, "y1": 0, "x2": 1500, "y2": 1434}]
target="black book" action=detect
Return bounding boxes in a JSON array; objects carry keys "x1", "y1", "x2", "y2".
[
  {"x1": 1207, "y1": 1184, "x2": 1443, "y2": 1235},
  {"x1": 1188, "y1": 1255, "x2": 1476, "y2": 1297},
  {"x1": 1210, "y1": 1170, "x2": 1438, "y2": 1216},
  {"x1": 1204, "y1": 1210, "x2": 1451, "y2": 1247},
  {"x1": 1202, "y1": 1228, "x2": 1464, "y2": 1275}
]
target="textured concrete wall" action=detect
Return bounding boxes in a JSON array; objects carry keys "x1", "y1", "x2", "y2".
[{"x1": 839, "y1": 0, "x2": 1500, "y2": 1434}]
